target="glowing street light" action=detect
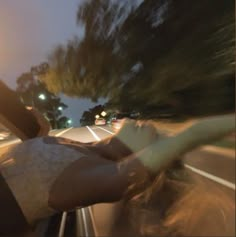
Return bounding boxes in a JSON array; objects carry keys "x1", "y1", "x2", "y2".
[
  {"x1": 58, "y1": 106, "x2": 63, "y2": 111},
  {"x1": 101, "y1": 111, "x2": 107, "y2": 117},
  {"x1": 38, "y1": 94, "x2": 46, "y2": 100},
  {"x1": 95, "y1": 115, "x2": 100, "y2": 119},
  {"x1": 67, "y1": 119, "x2": 72, "y2": 125}
]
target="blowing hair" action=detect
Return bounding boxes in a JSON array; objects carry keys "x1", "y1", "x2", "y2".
[{"x1": 126, "y1": 159, "x2": 235, "y2": 237}]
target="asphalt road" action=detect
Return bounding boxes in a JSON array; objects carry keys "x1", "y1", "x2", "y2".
[
  {"x1": 0, "y1": 125, "x2": 235, "y2": 236},
  {"x1": 62, "y1": 125, "x2": 235, "y2": 236},
  {"x1": 54, "y1": 125, "x2": 235, "y2": 187},
  {"x1": 54, "y1": 125, "x2": 235, "y2": 236}
]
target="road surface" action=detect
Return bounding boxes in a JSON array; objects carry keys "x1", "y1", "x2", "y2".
[
  {"x1": 0, "y1": 125, "x2": 235, "y2": 236},
  {"x1": 55, "y1": 125, "x2": 236, "y2": 236},
  {"x1": 61, "y1": 125, "x2": 235, "y2": 236},
  {"x1": 51, "y1": 125, "x2": 235, "y2": 188}
]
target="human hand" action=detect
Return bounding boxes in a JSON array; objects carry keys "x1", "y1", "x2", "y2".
[{"x1": 115, "y1": 119, "x2": 158, "y2": 153}]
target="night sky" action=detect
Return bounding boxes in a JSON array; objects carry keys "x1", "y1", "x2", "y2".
[{"x1": 0, "y1": 0, "x2": 104, "y2": 126}]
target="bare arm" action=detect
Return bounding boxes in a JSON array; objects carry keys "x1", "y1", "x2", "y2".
[
  {"x1": 137, "y1": 114, "x2": 235, "y2": 173},
  {"x1": 49, "y1": 114, "x2": 235, "y2": 211}
]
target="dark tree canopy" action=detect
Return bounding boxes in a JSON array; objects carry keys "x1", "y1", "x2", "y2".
[
  {"x1": 80, "y1": 105, "x2": 105, "y2": 126},
  {"x1": 16, "y1": 66, "x2": 69, "y2": 129},
  {"x1": 41, "y1": 0, "x2": 235, "y2": 119}
]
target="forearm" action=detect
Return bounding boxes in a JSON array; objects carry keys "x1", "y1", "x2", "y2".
[
  {"x1": 186, "y1": 114, "x2": 235, "y2": 147},
  {"x1": 81, "y1": 114, "x2": 235, "y2": 176},
  {"x1": 138, "y1": 114, "x2": 235, "y2": 173},
  {"x1": 49, "y1": 114, "x2": 235, "y2": 210}
]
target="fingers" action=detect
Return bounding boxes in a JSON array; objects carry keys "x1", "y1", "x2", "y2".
[
  {"x1": 118, "y1": 119, "x2": 158, "y2": 139},
  {"x1": 115, "y1": 119, "x2": 159, "y2": 153},
  {"x1": 135, "y1": 120, "x2": 158, "y2": 138},
  {"x1": 116, "y1": 118, "x2": 136, "y2": 136},
  {"x1": 119, "y1": 118, "x2": 136, "y2": 130}
]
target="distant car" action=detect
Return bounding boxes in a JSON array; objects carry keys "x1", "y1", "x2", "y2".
[{"x1": 95, "y1": 118, "x2": 106, "y2": 126}]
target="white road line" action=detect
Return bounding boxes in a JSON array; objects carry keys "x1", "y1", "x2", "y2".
[
  {"x1": 0, "y1": 139, "x2": 21, "y2": 148},
  {"x1": 96, "y1": 126, "x2": 115, "y2": 135},
  {"x1": 88, "y1": 126, "x2": 235, "y2": 190},
  {"x1": 201, "y1": 145, "x2": 235, "y2": 158},
  {"x1": 88, "y1": 207, "x2": 98, "y2": 237},
  {"x1": 184, "y1": 164, "x2": 235, "y2": 190},
  {"x1": 0, "y1": 127, "x2": 73, "y2": 148},
  {"x1": 81, "y1": 208, "x2": 89, "y2": 237},
  {"x1": 2, "y1": 128, "x2": 233, "y2": 193},
  {"x1": 86, "y1": 126, "x2": 101, "y2": 141},
  {"x1": 54, "y1": 127, "x2": 73, "y2": 137},
  {"x1": 58, "y1": 212, "x2": 67, "y2": 237}
]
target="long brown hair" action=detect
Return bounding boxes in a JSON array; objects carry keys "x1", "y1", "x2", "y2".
[{"x1": 127, "y1": 160, "x2": 235, "y2": 237}]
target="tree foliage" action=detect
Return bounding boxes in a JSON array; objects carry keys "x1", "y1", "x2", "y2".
[
  {"x1": 41, "y1": 0, "x2": 235, "y2": 118},
  {"x1": 80, "y1": 104, "x2": 105, "y2": 126},
  {"x1": 16, "y1": 65, "x2": 69, "y2": 128}
]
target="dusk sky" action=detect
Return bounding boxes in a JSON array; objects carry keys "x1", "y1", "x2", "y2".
[{"x1": 0, "y1": 0, "x2": 105, "y2": 126}]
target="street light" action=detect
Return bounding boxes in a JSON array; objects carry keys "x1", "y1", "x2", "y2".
[
  {"x1": 95, "y1": 115, "x2": 100, "y2": 119},
  {"x1": 38, "y1": 94, "x2": 46, "y2": 100},
  {"x1": 67, "y1": 119, "x2": 72, "y2": 125},
  {"x1": 58, "y1": 106, "x2": 63, "y2": 111},
  {"x1": 101, "y1": 111, "x2": 107, "y2": 117}
]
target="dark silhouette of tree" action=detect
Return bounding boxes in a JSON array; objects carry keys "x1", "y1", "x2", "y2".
[
  {"x1": 57, "y1": 116, "x2": 71, "y2": 128},
  {"x1": 41, "y1": 0, "x2": 235, "y2": 119},
  {"x1": 80, "y1": 105, "x2": 105, "y2": 126},
  {"x1": 16, "y1": 67, "x2": 68, "y2": 129}
]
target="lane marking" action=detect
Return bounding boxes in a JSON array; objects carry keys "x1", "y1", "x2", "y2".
[
  {"x1": 81, "y1": 208, "x2": 89, "y2": 237},
  {"x1": 58, "y1": 212, "x2": 67, "y2": 237},
  {"x1": 75, "y1": 209, "x2": 84, "y2": 236},
  {"x1": 54, "y1": 127, "x2": 73, "y2": 137},
  {"x1": 88, "y1": 207, "x2": 98, "y2": 237},
  {"x1": 2, "y1": 128, "x2": 234, "y2": 193},
  {"x1": 96, "y1": 126, "x2": 115, "y2": 135},
  {"x1": 184, "y1": 164, "x2": 235, "y2": 190},
  {"x1": 89, "y1": 125, "x2": 235, "y2": 190},
  {"x1": 0, "y1": 127, "x2": 73, "y2": 148},
  {"x1": 0, "y1": 139, "x2": 21, "y2": 148},
  {"x1": 86, "y1": 126, "x2": 101, "y2": 141},
  {"x1": 201, "y1": 145, "x2": 235, "y2": 159}
]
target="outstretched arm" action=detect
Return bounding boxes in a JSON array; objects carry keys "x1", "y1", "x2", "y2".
[
  {"x1": 137, "y1": 114, "x2": 235, "y2": 173},
  {"x1": 49, "y1": 114, "x2": 234, "y2": 211}
]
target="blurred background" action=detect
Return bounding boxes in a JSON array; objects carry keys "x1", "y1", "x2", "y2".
[
  {"x1": 0, "y1": 1, "x2": 235, "y2": 236},
  {"x1": 0, "y1": 0, "x2": 235, "y2": 131}
]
